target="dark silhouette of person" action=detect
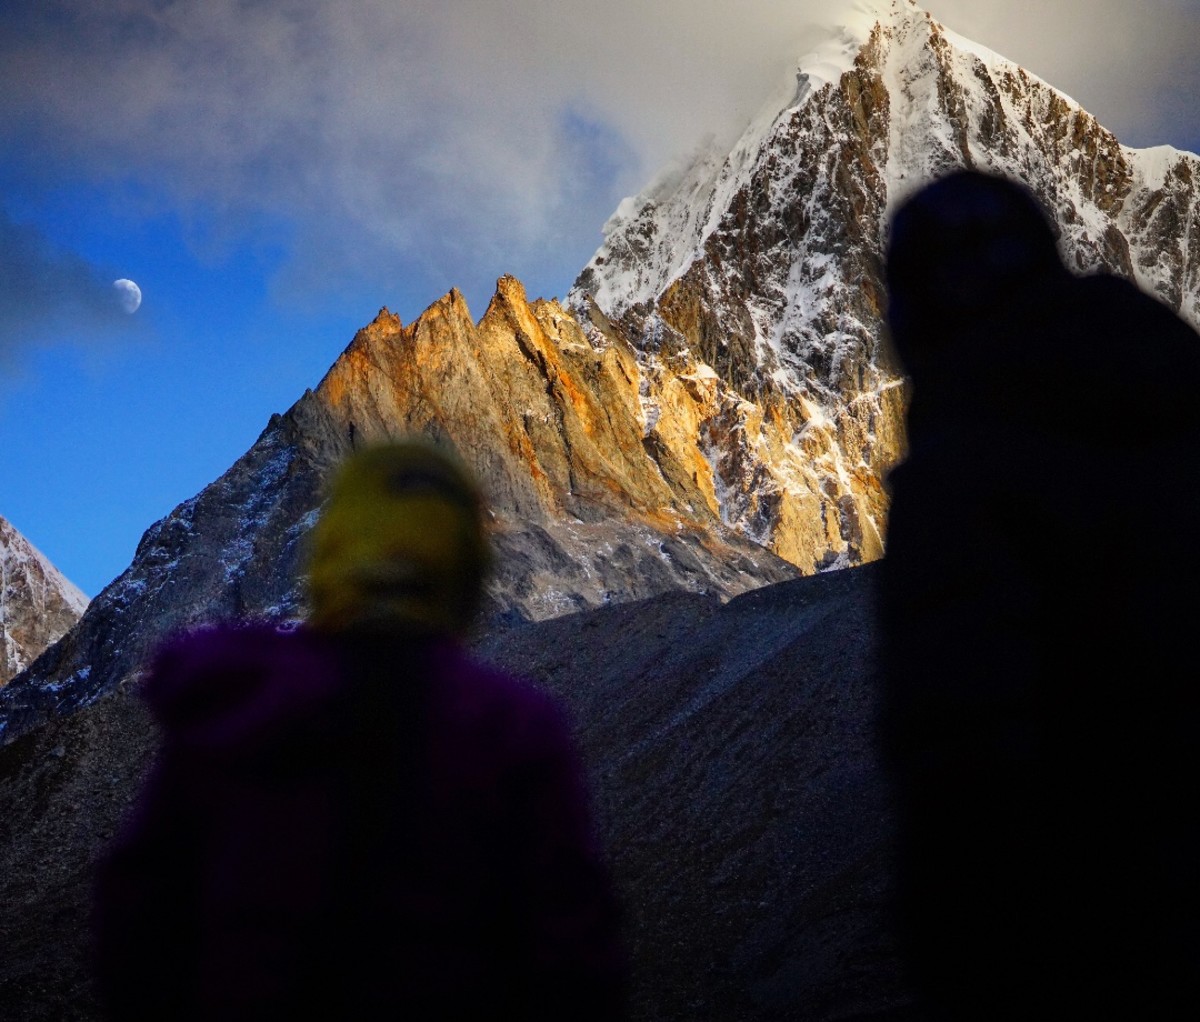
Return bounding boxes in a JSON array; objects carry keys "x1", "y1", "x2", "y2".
[
  {"x1": 879, "y1": 169, "x2": 1199, "y2": 1019},
  {"x1": 92, "y1": 439, "x2": 628, "y2": 1020}
]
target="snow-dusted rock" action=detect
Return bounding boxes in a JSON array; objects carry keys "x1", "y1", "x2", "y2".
[
  {"x1": 572, "y1": 0, "x2": 1199, "y2": 576},
  {"x1": 0, "y1": 516, "x2": 88, "y2": 687}
]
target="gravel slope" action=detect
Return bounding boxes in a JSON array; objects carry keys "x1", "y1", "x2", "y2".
[{"x1": 0, "y1": 562, "x2": 916, "y2": 1021}]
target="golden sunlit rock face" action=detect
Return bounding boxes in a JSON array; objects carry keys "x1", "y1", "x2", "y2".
[{"x1": 312, "y1": 273, "x2": 895, "y2": 587}]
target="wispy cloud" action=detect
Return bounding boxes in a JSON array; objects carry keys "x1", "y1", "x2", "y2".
[
  {"x1": 0, "y1": 210, "x2": 134, "y2": 358},
  {"x1": 2, "y1": 1, "x2": 1196, "y2": 321}
]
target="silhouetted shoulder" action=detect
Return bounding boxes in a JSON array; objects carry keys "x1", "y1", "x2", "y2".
[
  {"x1": 1072, "y1": 271, "x2": 1200, "y2": 381},
  {"x1": 139, "y1": 623, "x2": 342, "y2": 756}
]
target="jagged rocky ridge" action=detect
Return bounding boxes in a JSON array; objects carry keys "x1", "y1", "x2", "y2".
[
  {"x1": 3, "y1": 0, "x2": 1198, "y2": 747},
  {"x1": 0, "y1": 516, "x2": 88, "y2": 687},
  {"x1": 0, "y1": 277, "x2": 798, "y2": 742}
]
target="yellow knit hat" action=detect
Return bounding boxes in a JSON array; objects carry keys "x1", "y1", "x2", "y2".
[{"x1": 304, "y1": 439, "x2": 491, "y2": 638}]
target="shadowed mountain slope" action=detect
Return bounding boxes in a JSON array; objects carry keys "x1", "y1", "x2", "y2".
[{"x1": 0, "y1": 562, "x2": 914, "y2": 1022}]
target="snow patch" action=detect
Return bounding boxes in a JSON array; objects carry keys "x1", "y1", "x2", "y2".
[{"x1": 1127, "y1": 144, "x2": 1184, "y2": 193}]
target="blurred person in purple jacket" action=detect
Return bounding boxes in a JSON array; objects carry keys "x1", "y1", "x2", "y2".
[{"x1": 92, "y1": 439, "x2": 628, "y2": 1020}]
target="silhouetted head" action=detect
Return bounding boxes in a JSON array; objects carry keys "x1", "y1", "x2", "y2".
[
  {"x1": 304, "y1": 439, "x2": 492, "y2": 639},
  {"x1": 885, "y1": 170, "x2": 1067, "y2": 378}
]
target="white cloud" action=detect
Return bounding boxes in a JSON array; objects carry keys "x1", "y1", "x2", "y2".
[{"x1": 1, "y1": 1, "x2": 1195, "y2": 317}]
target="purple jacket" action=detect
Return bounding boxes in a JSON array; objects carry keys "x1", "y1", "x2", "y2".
[{"x1": 93, "y1": 624, "x2": 627, "y2": 1020}]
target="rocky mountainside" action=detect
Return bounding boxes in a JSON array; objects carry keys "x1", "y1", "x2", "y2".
[
  {"x1": 4, "y1": 0, "x2": 1198, "y2": 746},
  {"x1": 0, "y1": 516, "x2": 88, "y2": 687},
  {"x1": 571, "y1": 0, "x2": 1199, "y2": 577},
  {"x1": 0, "y1": 277, "x2": 798, "y2": 744}
]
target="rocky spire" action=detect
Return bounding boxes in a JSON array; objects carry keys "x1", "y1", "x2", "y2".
[{"x1": 0, "y1": 516, "x2": 88, "y2": 687}]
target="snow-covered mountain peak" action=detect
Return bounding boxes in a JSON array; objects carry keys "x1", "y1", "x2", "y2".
[
  {"x1": 571, "y1": 0, "x2": 941, "y2": 318},
  {"x1": 574, "y1": 0, "x2": 1199, "y2": 328},
  {"x1": 567, "y1": 0, "x2": 1200, "y2": 595}
]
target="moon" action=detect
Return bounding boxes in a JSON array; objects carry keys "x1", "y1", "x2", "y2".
[{"x1": 113, "y1": 278, "x2": 142, "y2": 314}]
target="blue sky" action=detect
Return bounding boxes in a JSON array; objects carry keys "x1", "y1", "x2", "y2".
[{"x1": 2, "y1": 0, "x2": 1199, "y2": 598}]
